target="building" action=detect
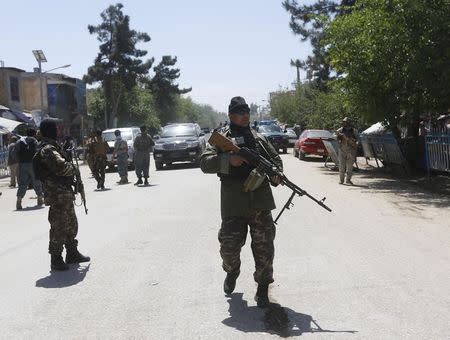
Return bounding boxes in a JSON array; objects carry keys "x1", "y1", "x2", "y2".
[{"x1": 0, "y1": 67, "x2": 89, "y2": 141}]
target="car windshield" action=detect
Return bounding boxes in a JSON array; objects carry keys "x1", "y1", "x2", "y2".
[
  {"x1": 102, "y1": 131, "x2": 133, "y2": 141},
  {"x1": 307, "y1": 130, "x2": 332, "y2": 138},
  {"x1": 259, "y1": 125, "x2": 283, "y2": 133},
  {"x1": 161, "y1": 125, "x2": 197, "y2": 138}
]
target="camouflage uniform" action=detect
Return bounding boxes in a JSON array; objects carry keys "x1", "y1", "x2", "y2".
[
  {"x1": 91, "y1": 136, "x2": 109, "y2": 188},
  {"x1": 336, "y1": 126, "x2": 358, "y2": 183},
  {"x1": 133, "y1": 132, "x2": 154, "y2": 179},
  {"x1": 35, "y1": 138, "x2": 79, "y2": 255},
  {"x1": 200, "y1": 125, "x2": 283, "y2": 284}
]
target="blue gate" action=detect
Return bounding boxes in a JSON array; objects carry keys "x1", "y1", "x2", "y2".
[{"x1": 425, "y1": 132, "x2": 450, "y2": 174}]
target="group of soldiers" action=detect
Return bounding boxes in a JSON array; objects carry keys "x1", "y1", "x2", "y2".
[{"x1": 84, "y1": 126, "x2": 154, "y2": 188}]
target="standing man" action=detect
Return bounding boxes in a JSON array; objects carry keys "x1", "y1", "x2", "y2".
[
  {"x1": 336, "y1": 117, "x2": 358, "y2": 185},
  {"x1": 111, "y1": 129, "x2": 129, "y2": 184},
  {"x1": 7, "y1": 135, "x2": 19, "y2": 188},
  {"x1": 33, "y1": 119, "x2": 90, "y2": 271},
  {"x1": 133, "y1": 125, "x2": 154, "y2": 186},
  {"x1": 91, "y1": 129, "x2": 108, "y2": 190},
  {"x1": 200, "y1": 96, "x2": 282, "y2": 308},
  {"x1": 16, "y1": 128, "x2": 44, "y2": 210}
]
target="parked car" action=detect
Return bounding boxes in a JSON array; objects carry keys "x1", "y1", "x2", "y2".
[
  {"x1": 285, "y1": 128, "x2": 297, "y2": 147},
  {"x1": 293, "y1": 129, "x2": 333, "y2": 160},
  {"x1": 102, "y1": 127, "x2": 141, "y2": 169},
  {"x1": 259, "y1": 119, "x2": 278, "y2": 126},
  {"x1": 153, "y1": 123, "x2": 207, "y2": 170},
  {"x1": 257, "y1": 124, "x2": 289, "y2": 153}
]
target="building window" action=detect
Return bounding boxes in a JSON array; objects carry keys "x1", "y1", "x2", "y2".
[{"x1": 10, "y1": 76, "x2": 20, "y2": 101}]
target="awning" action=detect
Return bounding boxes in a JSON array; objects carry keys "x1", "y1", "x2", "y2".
[
  {"x1": 0, "y1": 105, "x2": 10, "y2": 111},
  {"x1": 1, "y1": 110, "x2": 34, "y2": 124},
  {"x1": 361, "y1": 122, "x2": 387, "y2": 135},
  {"x1": 0, "y1": 116, "x2": 23, "y2": 133}
]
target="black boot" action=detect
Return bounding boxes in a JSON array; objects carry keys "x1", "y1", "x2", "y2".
[
  {"x1": 66, "y1": 248, "x2": 90, "y2": 264},
  {"x1": 134, "y1": 177, "x2": 143, "y2": 186},
  {"x1": 223, "y1": 271, "x2": 239, "y2": 294},
  {"x1": 255, "y1": 284, "x2": 270, "y2": 308},
  {"x1": 51, "y1": 254, "x2": 69, "y2": 271},
  {"x1": 144, "y1": 178, "x2": 149, "y2": 186}
]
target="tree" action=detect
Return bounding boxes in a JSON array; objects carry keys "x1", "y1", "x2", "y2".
[
  {"x1": 327, "y1": 0, "x2": 450, "y2": 138},
  {"x1": 290, "y1": 59, "x2": 305, "y2": 84},
  {"x1": 283, "y1": 0, "x2": 356, "y2": 90},
  {"x1": 146, "y1": 56, "x2": 191, "y2": 124},
  {"x1": 84, "y1": 3, "x2": 153, "y2": 128}
]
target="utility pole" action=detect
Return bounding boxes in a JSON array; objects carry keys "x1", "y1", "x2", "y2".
[{"x1": 32, "y1": 50, "x2": 47, "y2": 113}]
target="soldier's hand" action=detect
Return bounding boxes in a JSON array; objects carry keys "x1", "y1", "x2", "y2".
[
  {"x1": 270, "y1": 175, "x2": 282, "y2": 185},
  {"x1": 229, "y1": 154, "x2": 248, "y2": 167}
]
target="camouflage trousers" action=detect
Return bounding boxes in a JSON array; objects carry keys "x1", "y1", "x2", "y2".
[
  {"x1": 219, "y1": 210, "x2": 276, "y2": 284},
  {"x1": 48, "y1": 200, "x2": 78, "y2": 254},
  {"x1": 93, "y1": 155, "x2": 107, "y2": 186}
]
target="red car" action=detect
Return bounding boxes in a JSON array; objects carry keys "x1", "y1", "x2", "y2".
[{"x1": 293, "y1": 129, "x2": 332, "y2": 160}]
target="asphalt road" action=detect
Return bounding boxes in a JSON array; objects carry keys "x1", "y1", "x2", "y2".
[{"x1": 0, "y1": 153, "x2": 449, "y2": 339}]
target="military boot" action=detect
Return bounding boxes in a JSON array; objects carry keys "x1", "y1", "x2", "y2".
[
  {"x1": 255, "y1": 284, "x2": 270, "y2": 308},
  {"x1": 51, "y1": 254, "x2": 69, "y2": 271},
  {"x1": 37, "y1": 196, "x2": 44, "y2": 206},
  {"x1": 16, "y1": 198, "x2": 22, "y2": 210},
  {"x1": 66, "y1": 247, "x2": 91, "y2": 264},
  {"x1": 144, "y1": 178, "x2": 149, "y2": 186},
  {"x1": 223, "y1": 271, "x2": 240, "y2": 294},
  {"x1": 135, "y1": 177, "x2": 143, "y2": 186}
]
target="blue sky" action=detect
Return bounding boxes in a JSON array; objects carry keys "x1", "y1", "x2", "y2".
[{"x1": 1, "y1": 0, "x2": 312, "y2": 112}]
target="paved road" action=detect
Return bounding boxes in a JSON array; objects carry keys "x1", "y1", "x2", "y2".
[{"x1": 0, "y1": 154, "x2": 449, "y2": 339}]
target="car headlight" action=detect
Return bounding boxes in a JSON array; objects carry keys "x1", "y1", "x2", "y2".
[
  {"x1": 187, "y1": 141, "x2": 199, "y2": 148},
  {"x1": 154, "y1": 143, "x2": 164, "y2": 150}
]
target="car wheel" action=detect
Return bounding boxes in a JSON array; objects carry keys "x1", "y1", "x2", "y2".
[
  {"x1": 322, "y1": 155, "x2": 328, "y2": 161},
  {"x1": 283, "y1": 147, "x2": 287, "y2": 154},
  {"x1": 155, "y1": 161, "x2": 163, "y2": 170},
  {"x1": 299, "y1": 151, "x2": 306, "y2": 160},
  {"x1": 293, "y1": 148, "x2": 299, "y2": 158}
]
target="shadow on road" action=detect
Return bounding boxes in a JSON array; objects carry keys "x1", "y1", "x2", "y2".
[
  {"x1": 222, "y1": 293, "x2": 357, "y2": 337},
  {"x1": 318, "y1": 166, "x2": 450, "y2": 209},
  {"x1": 157, "y1": 163, "x2": 200, "y2": 171},
  {"x1": 15, "y1": 205, "x2": 45, "y2": 212},
  {"x1": 35, "y1": 264, "x2": 90, "y2": 288}
]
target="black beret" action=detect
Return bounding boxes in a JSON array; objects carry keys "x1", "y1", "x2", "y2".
[{"x1": 228, "y1": 96, "x2": 250, "y2": 113}]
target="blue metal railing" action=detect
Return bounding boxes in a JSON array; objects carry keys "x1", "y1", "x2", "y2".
[{"x1": 425, "y1": 132, "x2": 450, "y2": 174}]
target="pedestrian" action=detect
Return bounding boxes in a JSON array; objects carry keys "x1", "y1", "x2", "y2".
[
  {"x1": 336, "y1": 117, "x2": 358, "y2": 185},
  {"x1": 133, "y1": 125, "x2": 154, "y2": 186},
  {"x1": 86, "y1": 131, "x2": 96, "y2": 177},
  {"x1": 200, "y1": 96, "x2": 283, "y2": 308},
  {"x1": 91, "y1": 129, "x2": 109, "y2": 190},
  {"x1": 7, "y1": 135, "x2": 19, "y2": 188},
  {"x1": 33, "y1": 119, "x2": 90, "y2": 271},
  {"x1": 111, "y1": 129, "x2": 129, "y2": 184},
  {"x1": 16, "y1": 127, "x2": 44, "y2": 210}
]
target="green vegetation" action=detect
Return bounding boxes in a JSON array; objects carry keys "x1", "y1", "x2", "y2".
[{"x1": 85, "y1": 3, "x2": 220, "y2": 130}]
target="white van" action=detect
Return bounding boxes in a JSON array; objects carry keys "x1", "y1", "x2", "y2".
[{"x1": 102, "y1": 127, "x2": 141, "y2": 169}]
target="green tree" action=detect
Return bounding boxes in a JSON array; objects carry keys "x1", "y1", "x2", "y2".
[
  {"x1": 84, "y1": 3, "x2": 153, "y2": 128},
  {"x1": 146, "y1": 55, "x2": 191, "y2": 124},
  {"x1": 327, "y1": 0, "x2": 450, "y2": 138},
  {"x1": 283, "y1": 0, "x2": 356, "y2": 90}
]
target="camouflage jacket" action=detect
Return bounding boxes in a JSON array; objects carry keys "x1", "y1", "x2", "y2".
[
  {"x1": 36, "y1": 138, "x2": 76, "y2": 205},
  {"x1": 200, "y1": 126, "x2": 283, "y2": 218},
  {"x1": 133, "y1": 133, "x2": 155, "y2": 153}
]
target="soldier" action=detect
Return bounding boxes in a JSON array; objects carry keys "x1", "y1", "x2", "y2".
[
  {"x1": 85, "y1": 131, "x2": 96, "y2": 176},
  {"x1": 133, "y1": 125, "x2": 154, "y2": 186},
  {"x1": 91, "y1": 129, "x2": 109, "y2": 190},
  {"x1": 111, "y1": 129, "x2": 129, "y2": 184},
  {"x1": 33, "y1": 119, "x2": 90, "y2": 271},
  {"x1": 16, "y1": 128, "x2": 44, "y2": 210},
  {"x1": 336, "y1": 117, "x2": 358, "y2": 185},
  {"x1": 7, "y1": 135, "x2": 19, "y2": 188},
  {"x1": 200, "y1": 96, "x2": 283, "y2": 308}
]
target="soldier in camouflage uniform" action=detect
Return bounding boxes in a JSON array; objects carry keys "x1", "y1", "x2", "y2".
[
  {"x1": 132, "y1": 125, "x2": 154, "y2": 186},
  {"x1": 336, "y1": 117, "x2": 358, "y2": 185},
  {"x1": 91, "y1": 129, "x2": 109, "y2": 190},
  {"x1": 200, "y1": 96, "x2": 283, "y2": 308},
  {"x1": 34, "y1": 119, "x2": 90, "y2": 271}
]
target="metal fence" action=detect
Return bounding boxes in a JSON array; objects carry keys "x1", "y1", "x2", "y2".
[
  {"x1": 0, "y1": 147, "x2": 9, "y2": 177},
  {"x1": 360, "y1": 134, "x2": 406, "y2": 166},
  {"x1": 425, "y1": 132, "x2": 450, "y2": 174}
]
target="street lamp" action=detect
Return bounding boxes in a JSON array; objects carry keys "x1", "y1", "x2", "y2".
[
  {"x1": 43, "y1": 64, "x2": 71, "y2": 73},
  {"x1": 32, "y1": 50, "x2": 47, "y2": 112}
]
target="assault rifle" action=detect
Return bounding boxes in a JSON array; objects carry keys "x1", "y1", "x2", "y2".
[
  {"x1": 69, "y1": 146, "x2": 88, "y2": 215},
  {"x1": 208, "y1": 131, "x2": 332, "y2": 223}
]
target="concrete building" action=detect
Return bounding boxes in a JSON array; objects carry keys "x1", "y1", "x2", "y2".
[{"x1": 0, "y1": 67, "x2": 88, "y2": 140}]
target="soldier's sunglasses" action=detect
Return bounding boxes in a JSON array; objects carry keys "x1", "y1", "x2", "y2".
[{"x1": 233, "y1": 109, "x2": 250, "y2": 116}]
